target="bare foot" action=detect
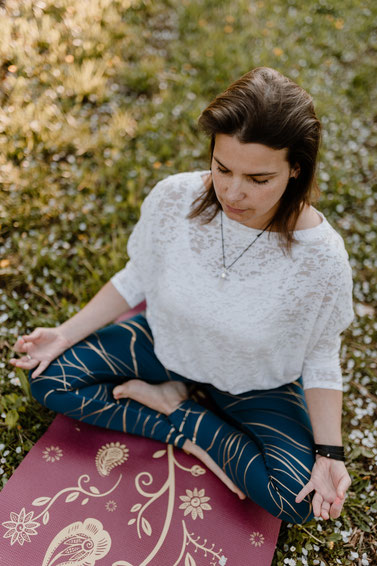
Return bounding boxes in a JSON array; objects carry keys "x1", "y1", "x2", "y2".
[
  {"x1": 183, "y1": 438, "x2": 247, "y2": 500},
  {"x1": 112, "y1": 379, "x2": 189, "y2": 415},
  {"x1": 112, "y1": 379, "x2": 247, "y2": 501}
]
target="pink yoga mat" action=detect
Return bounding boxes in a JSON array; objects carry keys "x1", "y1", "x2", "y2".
[{"x1": 0, "y1": 414, "x2": 281, "y2": 565}]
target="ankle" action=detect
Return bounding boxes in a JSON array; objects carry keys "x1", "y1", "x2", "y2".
[
  {"x1": 164, "y1": 396, "x2": 187, "y2": 416},
  {"x1": 182, "y1": 438, "x2": 198, "y2": 455}
]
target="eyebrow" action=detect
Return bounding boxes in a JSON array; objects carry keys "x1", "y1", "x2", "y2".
[{"x1": 213, "y1": 156, "x2": 277, "y2": 176}]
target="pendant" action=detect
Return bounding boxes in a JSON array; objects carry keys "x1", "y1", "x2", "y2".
[{"x1": 218, "y1": 268, "x2": 229, "y2": 290}]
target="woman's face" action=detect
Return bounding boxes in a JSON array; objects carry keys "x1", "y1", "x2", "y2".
[{"x1": 211, "y1": 134, "x2": 299, "y2": 230}]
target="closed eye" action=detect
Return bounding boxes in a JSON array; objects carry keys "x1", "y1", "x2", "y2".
[
  {"x1": 247, "y1": 177, "x2": 269, "y2": 185},
  {"x1": 216, "y1": 166, "x2": 270, "y2": 185}
]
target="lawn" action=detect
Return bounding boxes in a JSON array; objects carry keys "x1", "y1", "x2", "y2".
[{"x1": 0, "y1": 0, "x2": 376, "y2": 564}]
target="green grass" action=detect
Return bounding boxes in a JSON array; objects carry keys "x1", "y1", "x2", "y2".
[{"x1": 1, "y1": 0, "x2": 376, "y2": 564}]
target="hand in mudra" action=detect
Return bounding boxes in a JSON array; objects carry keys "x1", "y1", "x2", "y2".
[
  {"x1": 9, "y1": 327, "x2": 72, "y2": 379},
  {"x1": 295, "y1": 456, "x2": 351, "y2": 520}
]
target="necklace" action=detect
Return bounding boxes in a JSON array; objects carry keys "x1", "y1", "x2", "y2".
[{"x1": 220, "y1": 211, "x2": 273, "y2": 281}]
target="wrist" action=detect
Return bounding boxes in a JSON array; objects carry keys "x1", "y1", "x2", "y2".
[
  {"x1": 315, "y1": 454, "x2": 346, "y2": 464},
  {"x1": 314, "y1": 443, "x2": 345, "y2": 462},
  {"x1": 58, "y1": 324, "x2": 77, "y2": 348}
]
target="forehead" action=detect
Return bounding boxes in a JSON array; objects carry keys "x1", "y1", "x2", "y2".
[{"x1": 213, "y1": 134, "x2": 289, "y2": 170}]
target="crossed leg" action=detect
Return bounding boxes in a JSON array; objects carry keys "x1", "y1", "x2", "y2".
[
  {"x1": 112, "y1": 378, "x2": 247, "y2": 499},
  {"x1": 28, "y1": 316, "x2": 314, "y2": 522},
  {"x1": 28, "y1": 317, "x2": 246, "y2": 499}
]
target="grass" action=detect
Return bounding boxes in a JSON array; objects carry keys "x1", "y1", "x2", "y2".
[{"x1": 0, "y1": 0, "x2": 376, "y2": 564}]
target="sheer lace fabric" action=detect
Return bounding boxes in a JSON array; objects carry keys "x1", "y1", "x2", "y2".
[{"x1": 111, "y1": 171, "x2": 354, "y2": 393}]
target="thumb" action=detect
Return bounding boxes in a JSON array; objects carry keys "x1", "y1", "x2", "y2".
[{"x1": 23, "y1": 329, "x2": 42, "y2": 341}]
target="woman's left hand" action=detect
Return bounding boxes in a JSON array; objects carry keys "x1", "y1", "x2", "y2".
[{"x1": 295, "y1": 457, "x2": 351, "y2": 520}]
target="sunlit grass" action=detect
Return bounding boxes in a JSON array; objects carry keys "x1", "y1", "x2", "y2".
[{"x1": 1, "y1": 0, "x2": 376, "y2": 564}]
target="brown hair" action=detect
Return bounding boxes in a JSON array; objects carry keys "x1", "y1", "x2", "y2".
[{"x1": 188, "y1": 66, "x2": 322, "y2": 253}]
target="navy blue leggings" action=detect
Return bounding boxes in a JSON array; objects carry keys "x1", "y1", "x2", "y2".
[{"x1": 28, "y1": 315, "x2": 315, "y2": 524}]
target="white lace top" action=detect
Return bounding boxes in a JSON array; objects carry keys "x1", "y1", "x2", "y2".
[{"x1": 110, "y1": 171, "x2": 354, "y2": 393}]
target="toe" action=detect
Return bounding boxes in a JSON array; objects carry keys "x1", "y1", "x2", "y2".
[{"x1": 113, "y1": 384, "x2": 129, "y2": 398}]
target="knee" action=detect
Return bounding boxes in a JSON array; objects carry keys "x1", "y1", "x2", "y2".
[
  {"x1": 28, "y1": 370, "x2": 45, "y2": 403},
  {"x1": 287, "y1": 500, "x2": 315, "y2": 525},
  {"x1": 28, "y1": 369, "x2": 58, "y2": 409},
  {"x1": 267, "y1": 476, "x2": 315, "y2": 525}
]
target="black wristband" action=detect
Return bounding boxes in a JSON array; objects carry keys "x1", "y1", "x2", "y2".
[
  {"x1": 314, "y1": 444, "x2": 345, "y2": 462},
  {"x1": 315, "y1": 444, "x2": 344, "y2": 453}
]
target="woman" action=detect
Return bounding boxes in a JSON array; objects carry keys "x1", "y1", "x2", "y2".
[{"x1": 9, "y1": 67, "x2": 354, "y2": 525}]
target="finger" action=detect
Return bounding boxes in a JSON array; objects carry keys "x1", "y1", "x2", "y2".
[
  {"x1": 23, "y1": 329, "x2": 42, "y2": 341},
  {"x1": 295, "y1": 482, "x2": 313, "y2": 503},
  {"x1": 9, "y1": 341, "x2": 32, "y2": 363},
  {"x1": 320, "y1": 500, "x2": 330, "y2": 520},
  {"x1": 13, "y1": 341, "x2": 32, "y2": 355},
  {"x1": 312, "y1": 492, "x2": 323, "y2": 518},
  {"x1": 329, "y1": 496, "x2": 345, "y2": 519},
  {"x1": 9, "y1": 356, "x2": 39, "y2": 370},
  {"x1": 12, "y1": 337, "x2": 26, "y2": 353},
  {"x1": 31, "y1": 360, "x2": 50, "y2": 379},
  {"x1": 337, "y1": 476, "x2": 351, "y2": 499}
]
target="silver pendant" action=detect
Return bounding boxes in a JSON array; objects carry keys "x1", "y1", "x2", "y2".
[{"x1": 218, "y1": 268, "x2": 229, "y2": 290}]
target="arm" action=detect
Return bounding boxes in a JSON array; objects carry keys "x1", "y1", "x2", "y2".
[
  {"x1": 304, "y1": 388, "x2": 343, "y2": 450},
  {"x1": 296, "y1": 387, "x2": 351, "y2": 520},
  {"x1": 10, "y1": 280, "x2": 132, "y2": 378},
  {"x1": 302, "y1": 258, "x2": 353, "y2": 450},
  {"x1": 59, "y1": 280, "x2": 131, "y2": 347}
]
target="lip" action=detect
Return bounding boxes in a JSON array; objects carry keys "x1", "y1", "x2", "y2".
[{"x1": 224, "y1": 204, "x2": 247, "y2": 214}]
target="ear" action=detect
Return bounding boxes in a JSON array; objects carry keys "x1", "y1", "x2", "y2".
[{"x1": 290, "y1": 163, "x2": 300, "y2": 179}]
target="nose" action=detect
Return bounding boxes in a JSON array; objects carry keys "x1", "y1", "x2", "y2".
[{"x1": 225, "y1": 178, "x2": 245, "y2": 203}]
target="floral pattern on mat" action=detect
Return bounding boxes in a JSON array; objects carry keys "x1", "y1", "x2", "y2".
[{"x1": 0, "y1": 414, "x2": 281, "y2": 565}]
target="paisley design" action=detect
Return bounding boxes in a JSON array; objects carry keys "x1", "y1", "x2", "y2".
[
  {"x1": 42, "y1": 518, "x2": 111, "y2": 566},
  {"x1": 95, "y1": 442, "x2": 129, "y2": 477}
]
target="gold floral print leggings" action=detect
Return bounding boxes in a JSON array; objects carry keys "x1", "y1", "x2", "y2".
[{"x1": 28, "y1": 314, "x2": 315, "y2": 525}]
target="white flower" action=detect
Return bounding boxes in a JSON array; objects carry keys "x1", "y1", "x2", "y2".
[
  {"x1": 2, "y1": 508, "x2": 40, "y2": 545},
  {"x1": 249, "y1": 531, "x2": 265, "y2": 547},
  {"x1": 105, "y1": 500, "x2": 117, "y2": 512},
  {"x1": 42, "y1": 445, "x2": 63, "y2": 463},
  {"x1": 178, "y1": 487, "x2": 212, "y2": 520}
]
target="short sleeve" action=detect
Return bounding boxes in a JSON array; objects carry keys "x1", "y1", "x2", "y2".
[
  {"x1": 302, "y1": 259, "x2": 354, "y2": 391},
  {"x1": 110, "y1": 186, "x2": 158, "y2": 309}
]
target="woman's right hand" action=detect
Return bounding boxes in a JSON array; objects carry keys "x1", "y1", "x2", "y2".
[{"x1": 9, "y1": 327, "x2": 73, "y2": 379}]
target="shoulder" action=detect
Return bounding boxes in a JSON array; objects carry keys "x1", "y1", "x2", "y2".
[
  {"x1": 318, "y1": 220, "x2": 353, "y2": 282},
  {"x1": 293, "y1": 208, "x2": 353, "y2": 280},
  {"x1": 295, "y1": 205, "x2": 323, "y2": 230}
]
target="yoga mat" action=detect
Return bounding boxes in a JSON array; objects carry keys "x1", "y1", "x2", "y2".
[{"x1": 0, "y1": 413, "x2": 281, "y2": 565}]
